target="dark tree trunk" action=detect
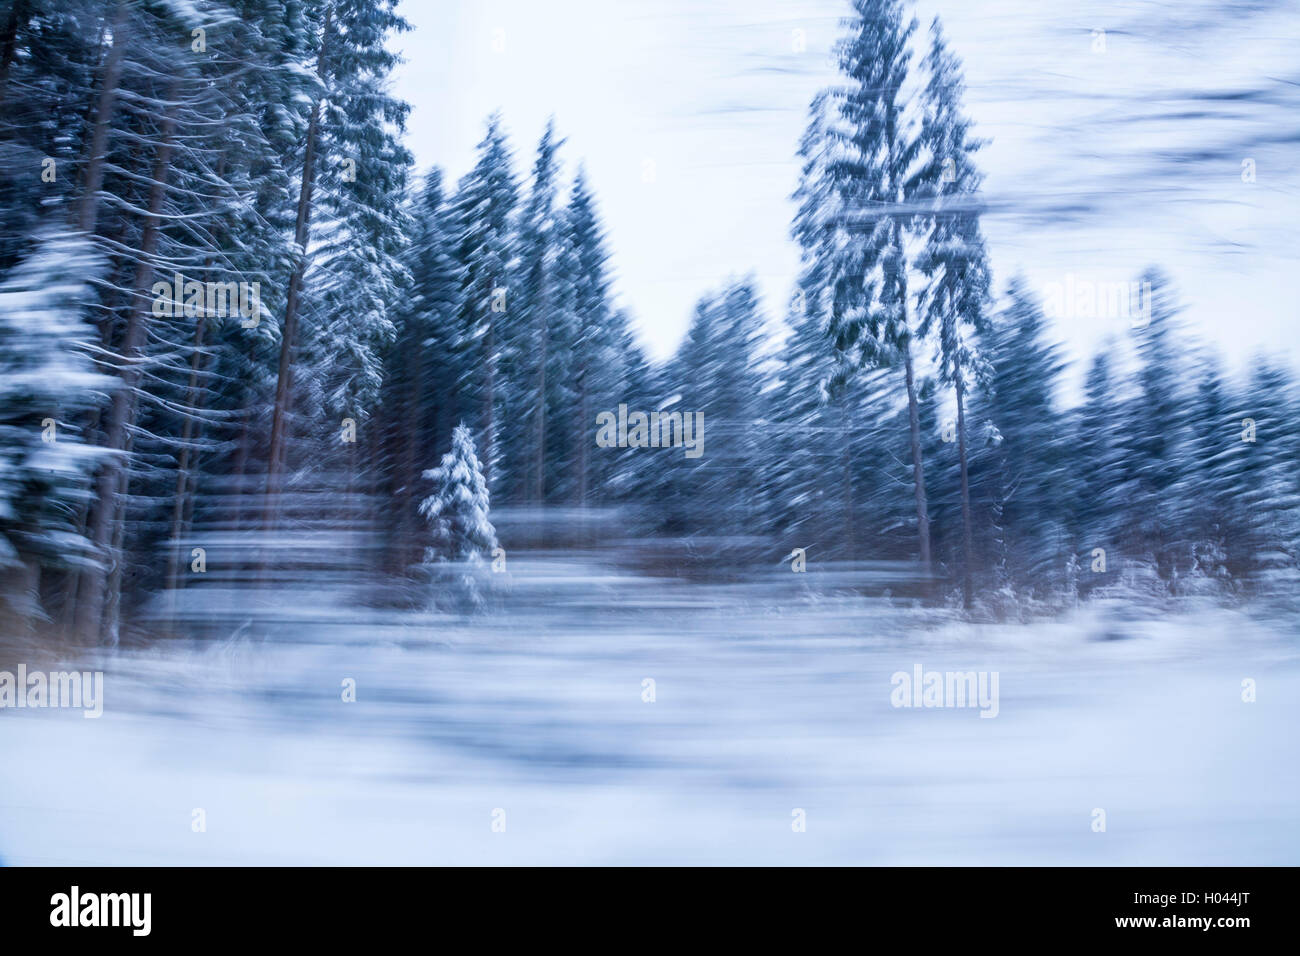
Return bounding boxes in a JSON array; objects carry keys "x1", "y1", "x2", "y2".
[
  {"x1": 534, "y1": 326, "x2": 547, "y2": 504},
  {"x1": 839, "y1": 397, "x2": 855, "y2": 559},
  {"x1": 229, "y1": 398, "x2": 254, "y2": 531},
  {"x1": 398, "y1": 336, "x2": 431, "y2": 569},
  {"x1": 164, "y1": 307, "x2": 209, "y2": 605},
  {"x1": 901, "y1": 335, "x2": 932, "y2": 573},
  {"x1": 265, "y1": 4, "x2": 332, "y2": 530},
  {"x1": 76, "y1": 0, "x2": 128, "y2": 235},
  {"x1": 575, "y1": 365, "x2": 589, "y2": 508},
  {"x1": 76, "y1": 86, "x2": 179, "y2": 644},
  {"x1": 480, "y1": 312, "x2": 495, "y2": 489},
  {"x1": 955, "y1": 364, "x2": 974, "y2": 610}
]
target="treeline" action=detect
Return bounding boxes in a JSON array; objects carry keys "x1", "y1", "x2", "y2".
[
  {"x1": 1, "y1": 0, "x2": 412, "y2": 643},
  {"x1": 373, "y1": 124, "x2": 1299, "y2": 615},
  {"x1": 769, "y1": 0, "x2": 1300, "y2": 610},
  {"x1": 1, "y1": 0, "x2": 1297, "y2": 644},
  {"x1": 369, "y1": 0, "x2": 1300, "y2": 612},
  {"x1": 372, "y1": 117, "x2": 652, "y2": 572}
]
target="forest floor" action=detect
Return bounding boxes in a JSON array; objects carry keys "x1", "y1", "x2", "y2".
[{"x1": 1, "y1": 556, "x2": 1297, "y2": 865}]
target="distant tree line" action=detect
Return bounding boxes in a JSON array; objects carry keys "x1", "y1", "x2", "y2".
[
  {"x1": 1, "y1": 0, "x2": 411, "y2": 643},
  {"x1": 1, "y1": 0, "x2": 1296, "y2": 644}
]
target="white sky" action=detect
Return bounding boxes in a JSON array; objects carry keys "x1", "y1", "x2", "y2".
[{"x1": 392, "y1": 0, "x2": 1300, "y2": 384}]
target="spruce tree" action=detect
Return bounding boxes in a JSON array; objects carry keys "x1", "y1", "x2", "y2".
[
  {"x1": 559, "y1": 166, "x2": 610, "y2": 507},
  {"x1": 420, "y1": 423, "x2": 498, "y2": 610},
  {"x1": 377, "y1": 168, "x2": 463, "y2": 570},
  {"x1": 449, "y1": 114, "x2": 518, "y2": 495},
  {"x1": 1236, "y1": 361, "x2": 1300, "y2": 601},
  {"x1": 1069, "y1": 347, "x2": 1125, "y2": 596},
  {"x1": 514, "y1": 119, "x2": 564, "y2": 504},
  {"x1": 973, "y1": 277, "x2": 1066, "y2": 596},
  {"x1": 794, "y1": 0, "x2": 934, "y2": 572},
  {"x1": 771, "y1": 289, "x2": 844, "y2": 559},
  {"x1": 264, "y1": 0, "x2": 413, "y2": 526},
  {"x1": 1178, "y1": 354, "x2": 1239, "y2": 593},
  {"x1": 657, "y1": 280, "x2": 769, "y2": 539},
  {"x1": 0, "y1": 230, "x2": 108, "y2": 633},
  {"x1": 914, "y1": 16, "x2": 991, "y2": 608}
]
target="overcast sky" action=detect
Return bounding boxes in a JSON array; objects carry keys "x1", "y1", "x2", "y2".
[{"x1": 391, "y1": 0, "x2": 1299, "y2": 385}]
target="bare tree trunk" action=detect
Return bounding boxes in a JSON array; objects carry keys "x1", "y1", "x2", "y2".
[
  {"x1": 263, "y1": 229, "x2": 308, "y2": 524},
  {"x1": 398, "y1": 340, "x2": 427, "y2": 568},
  {"x1": 839, "y1": 397, "x2": 855, "y2": 559},
  {"x1": 76, "y1": 88, "x2": 179, "y2": 644},
  {"x1": 889, "y1": 203, "x2": 932, "y2": 579},
  {"x1": 162, "y1": 146, "x2": 227, "y2": 603},
  {"x1": 230, "y1": 399, "x2": 253, "y2": 530},
  {"x1": 76, "y1": 0, "x2": 128, "y2": 235},
  {"x1": 534, "y1": 318, "x2": 547, "y2": 504},
  {"x1": 901, "y1": 335, "x2": 932, "y2": 573},
  {"x1": 480, "y1": 315, "x2": 495, "y2": 490},
  {"x1": 955, "y1": 364, "x2": 974, "y2": 610},
  {"x1": 52, "y1": 0, "x2": 123, "y2": 632},
  {"x1": 58, "y1": 225, "x2": 131, "y2": 639},
  {"x1": 164, "y1": 307, "x2": 209, "y2": 605},
  {"x1": 575, "y1": 365, "x2": 589, "y2": 508},
  {"x1": 345, "y1": 432, "x2": 357, "y2": 559},
  {"x1": 102, "y1": 435, "x2": 132, "y2": 642},
  {"x1": 265, "y1": 4, "x2": 331, "y2": 531}
]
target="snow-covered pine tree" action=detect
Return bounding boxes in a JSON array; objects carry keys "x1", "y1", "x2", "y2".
[
  {"x1": 770, "y1": 285, "x2": 836, "y2": 556},
  {"x1": 68, "y1": 0, "x2": 313, "y2": 642},
  {"x1": 1236, "y1": 361, "x2": 1300, "y2": 603},
  {"x1": 772, "y1": 304, "x2": 914, "y2": 566},
  {"x1": 0, "y1": 0, "x2": 313, "y2": 640},
  {"x1": 591, "y1": 304, "x2": 654, "y2": 505},
  {"x1": 0, "y1": 230, "x2": 109, "y2": 635},
  {"x1": 512, "y1": 119, "x2": 564, "y2": 505},
  {"x1": 1117, "y1": 268, "x2": 1189, "y2": 588},
  {"x1": 788, "y1": 92, "x2": 871, "y2": 561},
  {"x1": 558, "y1": 165, "x2": 611, "y2": 508},
  {"x1": 298, "y1": 0, "x2": 413, "y2": 420},
  {"x1": 75, "y1": 3, "x2": 195, "y2": 644},
  {"x1": 972, "y1": 277, "x2": 1067, "y2": 598},
  {"x1": 376, "y1": 168, "x2": 464, "y2": 570},
  {"x1": 1068, "y1": 347, "x2": 1125, "y2": 596},
  {"x1": 0, "y1": 0, "x2": 103, "y2": 272},
  {"x1": 914, "y1": 16, "x2": 992, "y2": 609},
  {"x1": 1177, "y1": 353, "x2": 1240, "y2": 594},
  {"x1": 449, "y1": 114, "x2": 518, "y2": 497},
  {"x1": 667, "y1": 280, "x2": 769, "y2": 536},
  {"x1": 419, "y1": 423, "x2": 498, "y2": 610},
  {"x1": 794, "y1": 0, "x2": 934, "y2": 572},
  {"x1": 264, "y1": 0, "x2": 413, "y2": 528},
  {"x1": 157, "y1": 0, "x2": 307, "y2": 598}
]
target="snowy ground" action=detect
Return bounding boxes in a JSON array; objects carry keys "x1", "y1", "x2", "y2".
[{"x1": 2, "y1": 560, "x2": 1297, "y2": 865}]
